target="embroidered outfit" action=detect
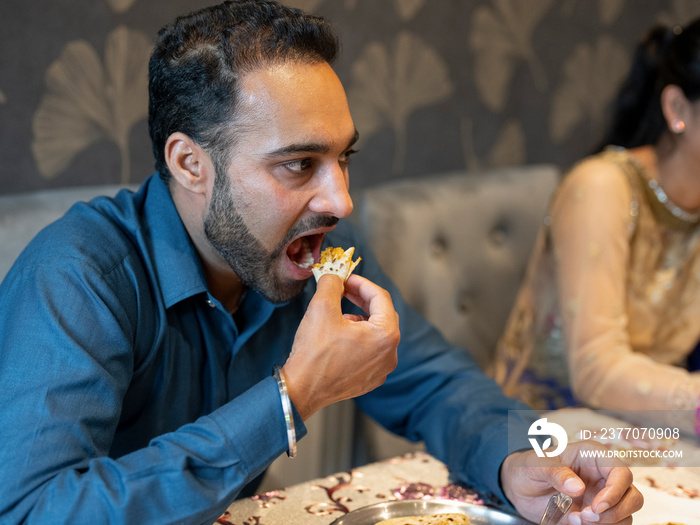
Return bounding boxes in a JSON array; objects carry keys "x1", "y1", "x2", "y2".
[{"x1": 493, "y1": 148, "x2": 700, "y2": 430}]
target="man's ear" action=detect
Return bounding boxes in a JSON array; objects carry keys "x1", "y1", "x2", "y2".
[
  {"x1": 661, "y1": 84, "x2": 691, "y2": 133},
  {"x1": 165, "y1": 132, "x2": 212, "y2": 194}
]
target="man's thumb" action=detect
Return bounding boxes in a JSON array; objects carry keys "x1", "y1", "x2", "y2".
[
  {"x1": 312, "y1": 273, "x2": 345, "y2": 309},
  {"x1": 558, "y1": 472, "x2": 586, "y2": 498}
]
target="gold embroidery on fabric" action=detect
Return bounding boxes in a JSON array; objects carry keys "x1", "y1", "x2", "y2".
[{"x1": 492, "y1": 148, "x2": 700, "y2": 413}]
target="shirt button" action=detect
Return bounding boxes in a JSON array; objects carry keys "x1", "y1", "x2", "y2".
[{"x1": 206, "y1": 298, "x2": 216, "y2": 308}]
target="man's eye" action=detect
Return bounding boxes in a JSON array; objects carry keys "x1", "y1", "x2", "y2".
[
  {"x1": 340, "y1": 149, "x2": 358, "y2": 165},
  {"x1": 284, "y1": 158, "x2": 313, "y2": 172}
]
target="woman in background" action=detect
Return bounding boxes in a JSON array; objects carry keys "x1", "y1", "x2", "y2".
[{"x1": 493, "y1": 18, "x2": 700, "y2": 435}]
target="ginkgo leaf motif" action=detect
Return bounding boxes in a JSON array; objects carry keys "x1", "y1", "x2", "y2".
[
  {"x1": 489, "y1": 120, "x2": 526, "y2": 167},
  {"x1": 469, "y1": 0, "x2": 554, "y2": 112},
  {"x1": 32, "y1": 25, "x2": 152, "y2": 184},
  {"x1": 460, "y1": 117, "x2": 525, "y2": 171},
  {"x1": 657, "y1": 0, "x2": 700, "y2": 27},
  {"x1": 560, "y1": 0, "x2": 625, "y2": 24},
  {"x1": 550, "y1": 35, "x2": 628, "y2": 143},
  {"x1": 106, "y1": 0, "x2": 139, "y2": 13},
  {"x1": 598, "y1": 0, "x2": 625, "y2": 25},
  {"x1": 394, "y1": 0, "x2": 425, "y2": 21},
  {"x1": 348, "y1": 30, "x2": 453, "y2": 173}
]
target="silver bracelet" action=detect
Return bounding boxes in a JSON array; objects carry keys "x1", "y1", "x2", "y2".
[{"x1": 272, "y1": 365, "x2": 297, "y2": 458}]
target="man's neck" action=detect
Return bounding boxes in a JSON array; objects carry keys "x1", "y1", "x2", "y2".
[
  {"x1": 205, "y1": 266, "x2": 247, "y2": 314},
  {"x1": 170, "y1": 182, "x2": 247, "y2": 314}
]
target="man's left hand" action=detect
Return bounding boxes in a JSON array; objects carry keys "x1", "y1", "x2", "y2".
[{"x1": 500, "y1": 440, "x2": 643, "y2": 525}]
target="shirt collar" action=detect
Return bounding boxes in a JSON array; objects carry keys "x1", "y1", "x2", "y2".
[
  {"x1": 140, "y1": 174, "x2": 209, "y2": 309},
  {"x1": 139, "y1": 174, "x2": 292, "y2": 316}
]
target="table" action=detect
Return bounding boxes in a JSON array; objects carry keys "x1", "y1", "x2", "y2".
[
  {"x1": 216, "y1": 452, "x2": 487, "y2": 525},
  {"x1": 546, "y1": 408, "x2": 700, "y2": 525},
  {"x1": 216, "y1": 409, "x2": 700, "y2": 525}
]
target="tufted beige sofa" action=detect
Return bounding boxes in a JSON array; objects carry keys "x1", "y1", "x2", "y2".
[
  {"x1": 0, "y1": 185, "x2": 138, "y2": 280},
  {"x1": 359, "y1": 164, "x2": 560, "y2": 370},
  {"x1": 352, "y1": 164, "x2": 560, "y2": 461},
  {"x1": 0, "y1": 164, "x2": 560, "y2": 488}
]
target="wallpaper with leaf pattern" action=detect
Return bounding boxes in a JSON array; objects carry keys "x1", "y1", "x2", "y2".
[{"x1": 2, "y1": 0, "x2": 700, "y2": 194}]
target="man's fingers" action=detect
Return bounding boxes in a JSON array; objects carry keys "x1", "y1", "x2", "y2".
[
  {"x1": 343, "y1": 313, "x2": 368, "y2": 322},
  {"x1": 311, "y1": 273, "x2": 345, "y2": 315},
  {"x1": 314, "y1": 274, "x2": 395, "y2": 324},
  {"x1": 342, "y1": 274, "x2": 374, "y2": 312},
  {"x1": 344, "y1": 274, "x2": 397, "y2": 319},
  {"x1": 589, "y1": 466, "x2": 633, "y2": 514},
  {"x1": 564, "y1": 442, "x2": 641, "y2": 519},
  {"x1": 571, "y1": 511, "x2": 633, "y2": 525},
  {"x1": 592, "y1": 483, "x2": 643, "y2": 524},
  {"x1": 286, "y1": 272, "x2": 400, "y2": 419}
]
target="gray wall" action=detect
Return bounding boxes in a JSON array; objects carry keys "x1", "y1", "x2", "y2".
[{"x1": 2, "y1": 0, "x2": 699, "y2": 195}]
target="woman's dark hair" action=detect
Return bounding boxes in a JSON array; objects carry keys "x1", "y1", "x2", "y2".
[
  {"x1": 148, "y1": 0, "x2": 339, "y2": 183},
  {"x1": 598, "y1": 17, "x2": 700, "y2": 151}
]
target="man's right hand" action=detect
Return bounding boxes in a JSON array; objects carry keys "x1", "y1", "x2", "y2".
[{"x1": 282, "y1": 273, "x2": 400, "y2": 420}]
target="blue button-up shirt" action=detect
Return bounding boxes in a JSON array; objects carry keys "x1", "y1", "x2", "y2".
[{"x1": 0, "y1": 174, "x2": 534, "y2": 524}]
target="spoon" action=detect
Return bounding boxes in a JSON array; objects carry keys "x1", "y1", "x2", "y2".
[{"x1": 539, "y1": 493, "x2": 573, "y2": 525}]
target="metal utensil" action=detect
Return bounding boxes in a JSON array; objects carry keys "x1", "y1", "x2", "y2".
[
  {"x1": 329, "y1": 499, "x2": 532, "y2": 525},
  {"x1": 539, "y1": 493, "x2": 573, "y2": 525}
]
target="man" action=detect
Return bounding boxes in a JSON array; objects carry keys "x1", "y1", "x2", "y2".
[{"x1": 0, "y1": 1, "x2": 642, "y2": 524}]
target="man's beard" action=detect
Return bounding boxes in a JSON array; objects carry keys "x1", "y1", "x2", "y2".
[{"x1": 203, "y1": 173, "x2": 338, "y2": 304}]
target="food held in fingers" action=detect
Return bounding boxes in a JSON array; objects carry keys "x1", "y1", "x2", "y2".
[{"x1": 312, "y1": 246, "x2": 361, "y2": 283}]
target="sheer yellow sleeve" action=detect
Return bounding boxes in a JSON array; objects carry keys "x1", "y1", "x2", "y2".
[{"x1": 550, "y1": 158, "x2": 700, "y2": 430}]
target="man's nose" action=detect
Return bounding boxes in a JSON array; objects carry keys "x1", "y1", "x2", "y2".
[{"x1": 309, "y1": 167, "x2": 354, "y2": 218}]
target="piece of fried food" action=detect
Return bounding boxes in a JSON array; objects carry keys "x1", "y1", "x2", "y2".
[
  {"x1": 312, "y1": 246, "x2": 361, "y2": 283},
  {"x1": 374, "y1": 513, "x2": 469, "y2": 525}
]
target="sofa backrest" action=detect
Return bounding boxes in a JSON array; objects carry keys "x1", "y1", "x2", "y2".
[
  {"x1": 358, "y1": 164, "x2": 560, "y2": 370},
  {"x1": 0, "y1": 185, "x2": 137, "y2": 281}
]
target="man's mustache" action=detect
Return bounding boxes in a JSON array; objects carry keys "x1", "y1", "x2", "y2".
[{"x1": 273, "y1": 215, "x2": 340, "y2": 258}]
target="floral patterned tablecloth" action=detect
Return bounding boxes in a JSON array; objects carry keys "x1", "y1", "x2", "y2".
[
  {"x1": 216, "y1": 409, "x2": 700, "y2": 525},
  {"x1": 215, "y1": 452, "x2": 487, "y2": 525}
]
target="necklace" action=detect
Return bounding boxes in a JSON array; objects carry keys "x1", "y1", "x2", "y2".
[
  {"x1": 646, "y1": 178, "x2": 700, "y2": 223},
  {"x1": 607, "y1": 145, "x2": 700, "y2": 227},
  {"x1": 228, "y1": 288, "x2": 248, "y2": 315}
]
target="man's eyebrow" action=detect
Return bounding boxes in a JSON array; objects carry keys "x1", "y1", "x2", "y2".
[
  {"x1": 347, "y1": 129, "x2": 360, "y2": 149},
  {"x1": 264, "y1": 129, "x2": 360, "y2": 158}
]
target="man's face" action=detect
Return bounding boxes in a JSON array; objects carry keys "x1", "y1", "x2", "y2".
[{"x1": 203, "y1": 61, "x2": 357, "y2": 303}]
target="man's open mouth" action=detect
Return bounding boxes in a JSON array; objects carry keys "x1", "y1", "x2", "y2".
[{"x1": 286, "y1": 233, "x2": 325, "y2": 269}]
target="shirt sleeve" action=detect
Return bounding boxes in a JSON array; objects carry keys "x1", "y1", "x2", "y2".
[
  {"x1": 0, "y1": 257, "x2": 302, "y2": 524},
  {"x1": 549, "y1": 159, "x2": 700, "y2": 427},
  {"x1": 333, "y1": 223, "x2": 536, "y2": 504}
]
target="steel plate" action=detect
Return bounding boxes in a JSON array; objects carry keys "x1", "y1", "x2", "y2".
[{"x1": 329, "y1": 499, "x2": 535, "y2": 525}]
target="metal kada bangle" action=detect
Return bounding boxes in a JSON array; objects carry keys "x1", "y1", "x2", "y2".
[{"x1": 273, "y1": 365, "x2": 297, "y2": 458}]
